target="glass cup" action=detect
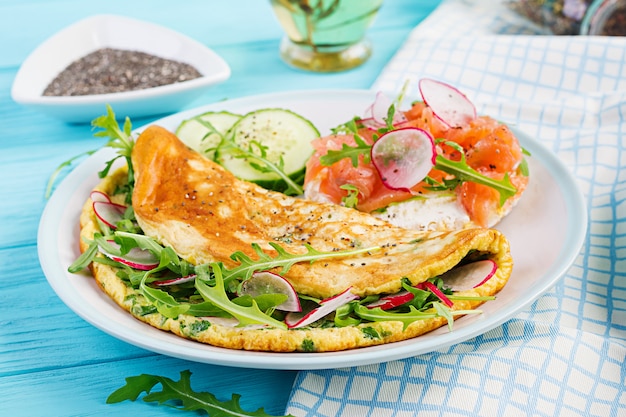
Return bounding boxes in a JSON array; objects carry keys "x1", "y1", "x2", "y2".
[{"x1": 269, "y1": 0, "x2": 384, "y2": 72}]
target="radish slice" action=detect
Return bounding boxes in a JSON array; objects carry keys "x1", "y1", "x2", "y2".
[
  {"x1": 153, "y1": 274, "x2": 197, "y2": 286},
  {"x1": 90, "y1": 190, "x2": 112, "y2": 203},
  {"x1": 371, "y1": 127, "x2": 436, "y2": 192},
  {"x1": 99, "y1": 240, "x2": 159, "y2": 271},
  {"x1": 418, "y1": 78, "x2": 476, "y2": 128},
  {"x1": 439, "y1": 260, "x2": 498, "y2": 291},
  {"x1": 358, "y1": 117, "x2": 381, "y2": 131},
  {"x1": 239, "y1": 271, "x2": 301, "y2": 312},
  {"x1": 285, "y1": 288, "x2": 358, "y2": 329},
  {"x1": 364, "y1": 92, "x2": 408, "y2": 127},
  {"x1": 365, "y1": 290, "x2": 414, "y2": 310},
  {"x1": 417, "y1": 281, "x2": 454, "y2": 308},
  {"x1": 93, "y1": 201, "x2": 126, "y2": 229}
]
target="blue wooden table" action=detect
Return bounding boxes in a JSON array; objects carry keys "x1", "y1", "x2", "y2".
[{"x1": 0, "y1": 1, "x2": 441, "y2": 415}]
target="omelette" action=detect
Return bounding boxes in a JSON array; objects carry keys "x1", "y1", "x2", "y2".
[{"x1": 77, "y1": 125, "x2": 513, "y2": 352}]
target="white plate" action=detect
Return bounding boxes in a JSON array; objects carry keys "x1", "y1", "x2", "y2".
[
  {"x1": 11, "y1": 14, "x2": 230, "y2": 123},
  {"x1": 38, "y1": 90, "x2": 587, "y2": 370}
]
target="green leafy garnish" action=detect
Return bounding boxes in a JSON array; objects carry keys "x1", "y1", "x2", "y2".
[
  {"x1": 340, "y1": 184, "x2": 360, "y2": 208},
  {"x1": 46, "y1": 105, "x2": 135, "y2": 200},
  {"x1": 195, "y1": 264, "x2": 287, "y2": 329},
  {"x1": 221, "y1": 242, "x2": 380, "y2": 284},
  {"x1": 217, "y1": 138, "x2": 303, "y2": 196},
  {"x1": 107, "y1": 370, "x2": 293, "y2": 417},
  {"x1": 432, "y1": 141, "x2": 517, "y2": 206},
  {"x1": 319, "y1": 133, "x2": 371, "y2": 168}
]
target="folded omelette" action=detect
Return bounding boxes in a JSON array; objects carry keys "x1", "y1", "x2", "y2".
[{"x1": 78, "y1": 125, "x2": 513, "y2": 352}]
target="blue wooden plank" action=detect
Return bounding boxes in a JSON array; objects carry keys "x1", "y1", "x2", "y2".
[{"x1": 0, "y1": 355, "x2": 298, "y2": 416}]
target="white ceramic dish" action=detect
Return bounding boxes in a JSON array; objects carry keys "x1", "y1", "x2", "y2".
[
  {"x1": 38, "y1": 90, "x2": 587, "y2": 370},
  {"x1": 11, "y1": 14, "x2": 230, "y2": 123}
]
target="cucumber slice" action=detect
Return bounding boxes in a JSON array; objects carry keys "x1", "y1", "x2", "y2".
[
  {"x1": 175, "y1": 111, "x2": 241, "y2": 159},
  {"x1": 217, "y1": 108, "x2": 319, "y2": 191}
]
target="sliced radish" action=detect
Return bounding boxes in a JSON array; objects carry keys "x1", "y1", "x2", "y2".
[
  {"x1": 417, "y1": 281, "x2": 454, "y2": 308},
  {"x1": 365, "y1": 290, "x2": 414, "y2": 310},
  {"x1": 153, "y1": 274, "x2": 197, "y2": 286},
  {"x1": 371, "y1": 127, "x2": 436, "y2": 192},
  {"x1": 439, "y1": 260, "x2": 498, "y2": 291},
  {"x1": 239, "y1": 271, "x2": 301, "y2": 312},
  {"x1": 90, "y1": 190, "x2": 112, "y2": 203},
  {"x1": 99, "y1": 240, "x2": 159, "y2": 271},
  {"x1": 358, "y1": 117, "x2": 381, "y2": 131},
  {"x1": 285, "y1": 287, "x2": 358, "y2": 329},
  {"x1": 364, "y1": 91, "x2": 408, "y2": 127},
  {"x1": 93, "y1": 201, "x2": 127, "y2": 229},
  {"x1": 418, "y1": 78, "x2": 476, "y2": 128}
]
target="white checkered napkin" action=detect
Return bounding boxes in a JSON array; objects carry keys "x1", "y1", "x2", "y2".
[
  {"x1": 286, "y1": 4, "x2": 626, "y2": 416},
  {"x1": 287, "y1": 320, "x2": 625, "y2": 417}
]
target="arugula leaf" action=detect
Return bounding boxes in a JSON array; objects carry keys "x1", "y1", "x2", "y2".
[
  {"x1": 319, "y1": 134, "x2": 371, "y2": 168},
  {"x1": 353, "y1": 302, "x2": 483, "y2": 331},
  {"x1": 91, "y1": 105, "x2": 136, "y2": 202},
  {"x1": 107, "y1": 370, "x2": 293, "y2": 417},
  {"x1": 340, "y1": 184, "x2": 360, "y2": 208},
  {"x1": 139, "y1": 276, "x2": 191, "y2": 318},
  {"x1": 217, "y1": 138, "x2": 303, "y2": 196},
  {"x1": 195, "y1": 264, "x2": 288, "y2": 329},
  {"x1": 353, "y1": 304, "x2": 439, "y2": 331},
  {"x1": 114, "y1": 231, "x2": 164, "y2": 257},
  {"x1": 433, "y1": 149, "x2": 517, "y2": 207},
  {"x1": 222, "y1": 242, "x2": 380, "y2": 284},
  {"x1": 67, "y1": 239, "x2": 100, "y2": 273}
]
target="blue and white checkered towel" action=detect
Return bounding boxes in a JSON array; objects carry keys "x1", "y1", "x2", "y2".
[{"x1": 286, "y1": 1, "x2": 626, "y2": 416}]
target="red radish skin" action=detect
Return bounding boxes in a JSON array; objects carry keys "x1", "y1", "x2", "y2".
[
  {"x1": 285, "y1": 288, "x2": 358, "y2": 329},
  {"x1": 417, "y1": 281, "x2": 454, "y2": 308},
  {"x1": 371, "y1": 127, "x2": 436, "y2": 192},
  {"x1": 364, "y1": 92, "x2": 407, "y2": 127},
  {"x1": 419, "y1": 78, "x2": 476, "y2": 128},
  {"x1": 93, "y1": 201, "x2": 126, "y2": 229},
  {"x1": 366, "y1": 290, "x2": 414, "y2": 310},
  {"x1": 90, "y1": 190, "x2": 112, "y2": 203},
  {"x1": 239, "y1": 271, "x2": 301, "y2": 312},
  {"x1": 440, "y1": 260, "x2": 498, "y2": 291},
  {"x1": 99, "y1": 240, "x2": 159, "y2": 271}
]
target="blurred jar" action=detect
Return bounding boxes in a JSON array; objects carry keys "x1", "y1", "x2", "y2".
[
  {"x1": 269, "y1": 0, "x2": 384, "y2": 72},
  {"x1": 581, "y1": 0, "x2": 626, "y2": 35},
  {"x1": 504, "y1": 0, "x2": 626, "y2": 35}
]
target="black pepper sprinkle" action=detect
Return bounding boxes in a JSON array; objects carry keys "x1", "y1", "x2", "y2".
[{"x1": 42, "y1": 47, "x2": 202, "y2": 96}]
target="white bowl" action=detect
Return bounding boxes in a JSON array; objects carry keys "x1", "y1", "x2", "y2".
[{"x1": 11, "y1": 14, "x2": 231, "y2": 123}]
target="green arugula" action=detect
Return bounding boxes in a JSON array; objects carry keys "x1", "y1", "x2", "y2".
[
  {"x1": 195, "y1": 264, "x2": 287, "y2": 329},
  {"x1": 340, "y1": 184, "x2": 360, "y2": 208},
  {"x1": 319, "y1": 133, "x2": 371, "y2": 167},
  {"x1": 107, "y1": 370, "x2": 293, "y2": 417},
  {"x1": 46, "y1": 105, "x2": 135, "y2": 200},
  {"x1": 432, "y1": 141, "x2": 517, "y2": 206},
  {"x1": 353, "y1": 302, "x2": 482, "y2": 331},
  {"x1": 217, "y1": 138, "x2": 303, "y2": 196},
  {"x1": 220, "y1": 242, "x2": 380, "y2": 284}
]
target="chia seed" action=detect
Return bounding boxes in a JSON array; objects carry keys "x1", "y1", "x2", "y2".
[{"x1": 42, "y1": 47, "x2": 202, "y2": 96}]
